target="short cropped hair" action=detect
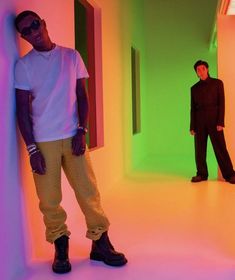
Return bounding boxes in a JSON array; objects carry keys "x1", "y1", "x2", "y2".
[
  {"x1": 15, "y1": 10, "x2": 41, "y2": 32},
  {"x1": 193, "y1": 60, "x2": 209, "y2": 71}
]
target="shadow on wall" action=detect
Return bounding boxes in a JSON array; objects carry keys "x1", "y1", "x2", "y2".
[{"x1": 0, "y1": 8, "x2": 28, "y2": 280}]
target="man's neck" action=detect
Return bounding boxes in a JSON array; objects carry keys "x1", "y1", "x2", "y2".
[
  {"x1": 34, "y1": 41, "x2": 55, "y2": 52},
  {"x1": 200, "y1": 75, "x2": 209, "y2": 81}
]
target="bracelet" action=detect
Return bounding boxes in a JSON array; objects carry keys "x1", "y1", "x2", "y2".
[
  {"x1": 28, "y1": 146, "x2": 37, "y2": 154},
  {"x1": 29, "y1": 149, "x2": 40, "y2": 157},
  {"x1": 78, "y1": 126, "x2": 88, "y2": 134},
  {"x1": 26, "y1": 143, "x2": 39, "y2": 157},
  {"x1": 27, "y1": 143, "x2": 37, "y2": 151}
]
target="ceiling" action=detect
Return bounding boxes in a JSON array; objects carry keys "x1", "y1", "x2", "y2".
[
  {"x1": 227, "y1": 0, "x2": 235, "y2": 14},
  {"x1": 209, "y1": 0, "x2": 235, "y2": 49},
  {"x1": 219, "y1": 0, "x2": 235, "y2": 14}
]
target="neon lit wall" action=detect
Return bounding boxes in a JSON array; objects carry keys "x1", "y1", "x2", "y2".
[
  {"x1": 217, "y1": 15, "x2": 235, "y2": 168},
  {"x1": 130, "y1": 0, "x2": 219, "y2": 177},
  {"x1": 0, "y1": 1, "x2": 27, "y2": 279},
  {"x1": 122, "y1": 0, "x2": 148, "y2": 173}
]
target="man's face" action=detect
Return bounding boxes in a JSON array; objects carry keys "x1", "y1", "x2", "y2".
[
  {"x1": 196, "y1": 65, "x2": 209, "y2": 81},
  {"x1": 18, "y1": 15, "x2": 48, "y2": 48}
]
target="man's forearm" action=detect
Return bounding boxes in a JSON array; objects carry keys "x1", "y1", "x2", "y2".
[
  {"x1": 217, "y1": 80, "x2": 225, "y2": 126},
  {"x1": 17, "y1": 115, "x2": 35, "y2": 146},
  {"x1": 16, "y1": 89, "x2": 35, "y2": 146},
  {"x1": 76, "y1": 79, "x2": 89, "y2": 128},
  {"x1": 78, "y1": 94, "x2": 89, "y2": 127}
]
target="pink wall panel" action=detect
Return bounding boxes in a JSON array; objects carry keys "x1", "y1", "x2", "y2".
[{"x1": 217, "y1": 15, "x2": 235, "y2": 166}]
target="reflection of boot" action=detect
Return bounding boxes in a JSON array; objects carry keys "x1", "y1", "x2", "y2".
[
  {"x1": 90, "y1": 231, "x2": 128, "y2": 266},
  {"x1": 52, "y1": 235, "x2": 71, "y2": 274}
]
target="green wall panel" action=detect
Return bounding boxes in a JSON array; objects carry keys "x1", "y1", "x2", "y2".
[{"x1": 131, "y1": 0, "x2": 218, "y2": 177}]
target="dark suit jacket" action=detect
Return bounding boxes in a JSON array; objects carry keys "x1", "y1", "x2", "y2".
[{"x1": 190, "y1": 77, "x2": 225, "y2": 131}]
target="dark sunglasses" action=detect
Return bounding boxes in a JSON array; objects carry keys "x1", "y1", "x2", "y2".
[{"x1": 21, "y1": 19, "x2": 41, "y2": 36}]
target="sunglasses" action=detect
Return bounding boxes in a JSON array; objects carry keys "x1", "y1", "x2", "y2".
[{"x1": 21, "y1": 19, "x2": 41, "y2": 36}]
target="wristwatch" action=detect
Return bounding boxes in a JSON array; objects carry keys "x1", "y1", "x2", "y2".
[{"x1": 78, "y1": 126, "x2": 88, "y2": 135}]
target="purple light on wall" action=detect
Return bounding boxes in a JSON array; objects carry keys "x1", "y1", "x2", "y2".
[{"x1": 0, "y1": 7, "x2": 28, "y2": 280}]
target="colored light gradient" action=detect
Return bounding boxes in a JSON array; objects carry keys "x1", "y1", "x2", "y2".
[
  {"x1": 1, "y1": 0, "x2": 235, "y2": 280},
  {"x1": 0, "y1": 5, "x2": 28, "y2": 280}
]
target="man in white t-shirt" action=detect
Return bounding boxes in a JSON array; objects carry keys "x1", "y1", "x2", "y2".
[{"x1": 14, "y1": 10, "x2": 127, "y2": 274}]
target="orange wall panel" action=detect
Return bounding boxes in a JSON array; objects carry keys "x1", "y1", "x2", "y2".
[{"x1": 217, "y1": 15, "x2": 235, "y2": 166}]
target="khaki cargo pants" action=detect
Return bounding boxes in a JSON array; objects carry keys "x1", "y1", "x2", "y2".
[{"x1": 33, "y1": 137, "x2": 110, "y2": 243}]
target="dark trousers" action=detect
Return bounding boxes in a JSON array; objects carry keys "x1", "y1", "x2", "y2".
[{"x1": 194, "y1": 125, "x2": 234, "y2": 180}]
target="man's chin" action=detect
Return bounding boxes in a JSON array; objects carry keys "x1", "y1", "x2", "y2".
[
  {"x1": 33, "y1": 42, "x2": 46, "y2": 51},
  {"x1": 32, "y1": 36, "x2": 44, "y2": 47}
]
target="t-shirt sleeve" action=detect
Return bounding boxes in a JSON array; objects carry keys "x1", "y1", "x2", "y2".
[
  {"x1": 14, "y1": 59, "x2": 31, "y2": 90},
  {"x1": 74, "y1": 50, "x2": 89, "y2": 79}
]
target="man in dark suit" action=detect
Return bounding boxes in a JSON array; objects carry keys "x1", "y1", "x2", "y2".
[{"x1": 190, "y1": 60, "x2": 235, "y2": 184}]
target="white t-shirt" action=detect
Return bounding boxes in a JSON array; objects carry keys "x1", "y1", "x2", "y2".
[{"x1": 14, "y1": 45, "x2": 89, "y2": 142}]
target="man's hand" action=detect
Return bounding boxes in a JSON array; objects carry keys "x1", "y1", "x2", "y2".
[
  {"x1": 30, "y1": 150, "x2": 46, "y2": 175},
  {"x1": 72, "y1": 130, "x2": 86, "y2": 156},
  {"x1": 217, "y1": 125, "x2": 224, "y2": 131},
  {"x1": 190, "y1": 130, "x2": 196, "y2": 136}
]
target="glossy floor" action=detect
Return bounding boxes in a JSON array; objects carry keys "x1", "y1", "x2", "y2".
[{"x1": 21, "y1": 173, "x2": 235, "y2": 280}]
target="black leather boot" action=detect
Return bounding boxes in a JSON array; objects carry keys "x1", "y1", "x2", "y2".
[
  {"x1": 90, "y1": 231, "x2": 127, "y2": 266},
  {"x1": 52, "y1": 235, "x2": 71, "y2": 274}
]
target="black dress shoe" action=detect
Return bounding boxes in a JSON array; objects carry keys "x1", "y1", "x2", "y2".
[
  {"x1": 52, "y1": 235, "x2": 71, "y2": 274},
  {"x1": 90, "y1": 231, "x2": 127, "y2": 266},
  {"x1": 191, "y1": 175, "x2": 208, "y2": 183},
  {"x1": 226, "y1": 175, "x2": 235, "y2": 184}
]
